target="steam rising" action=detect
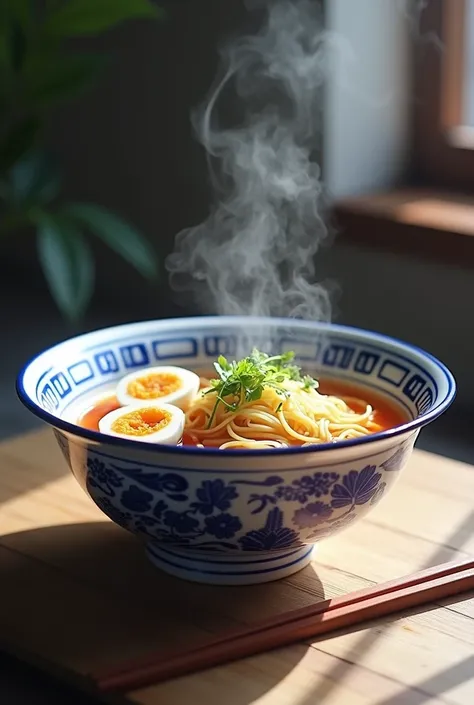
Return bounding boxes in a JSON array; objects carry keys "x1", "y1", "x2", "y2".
[
  {"x1": 397, "y1": 0, "x2": 443, "y2": 50},
  {"x1": 166, "y1": 0, "x2": 333, "y2": 321}
]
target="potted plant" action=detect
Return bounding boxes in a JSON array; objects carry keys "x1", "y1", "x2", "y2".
[{"x1": 0, "y1": 0, "x2": 164, "y2": 320}]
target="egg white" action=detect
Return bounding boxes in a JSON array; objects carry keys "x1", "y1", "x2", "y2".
[
  {"x1": 98, "y1": 402, "x2": 185, "y2": 444},
  {"x1": 116, "y1": 365, "x2": 200, "y2": 410}
]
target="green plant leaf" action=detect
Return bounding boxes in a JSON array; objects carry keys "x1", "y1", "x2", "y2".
[
  {"x1": 23, "y1": 52, "x2": 105, "y2": 105},
  {"x1": 8, "y1": 149, "x2": 60, "y2": 205},
  {"x1": 0, "y1": 117, "x2": 40, "y2": 172},
  {"x1": 63, "y1": 202, "x2": 158, "y2": 280},
  {"x1": 35, "y1": 212, "x2": 95, "y2": 320},
  {"x1": 43, "y1": 0, "x2": 164, "y2": 37}
]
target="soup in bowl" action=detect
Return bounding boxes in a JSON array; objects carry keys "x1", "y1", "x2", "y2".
[{"x1": 16, "y1": 317, "x2": 455, "y2": 585}]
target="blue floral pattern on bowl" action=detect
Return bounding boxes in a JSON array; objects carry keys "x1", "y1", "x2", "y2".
[{"x1": 81, "y1": 442, "x2": 412, "y2": 555}]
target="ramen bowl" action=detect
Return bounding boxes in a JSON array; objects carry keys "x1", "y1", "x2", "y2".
[{"x1": 17, "y1": 316, "x2": 455, "y2": 585}]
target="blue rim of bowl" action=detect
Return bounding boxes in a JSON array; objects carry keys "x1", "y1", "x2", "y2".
[{"x1": 16, "y1": 317, "x2": 456, "y2": 457}]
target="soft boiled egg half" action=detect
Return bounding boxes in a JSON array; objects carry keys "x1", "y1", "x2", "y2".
[
  {"x1": 116, "y1": 365, "x2": 200, "y2": 410},
  {"x1": 98, "y1": 402, "x2": 185, "y2": 444}
]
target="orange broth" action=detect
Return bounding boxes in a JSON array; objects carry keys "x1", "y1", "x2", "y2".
[{"x1": 77, "y1": 377, "x2": 406, "y2": 443}]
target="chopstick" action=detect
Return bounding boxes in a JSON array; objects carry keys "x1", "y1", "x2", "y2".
[{"x1": 93, "y1": 557, "x2": 474, "y2": 693}]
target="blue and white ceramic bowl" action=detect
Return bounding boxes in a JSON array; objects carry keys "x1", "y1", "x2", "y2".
[{"x1": 16, "y1": 317, "x2": 455, "y2": 585}]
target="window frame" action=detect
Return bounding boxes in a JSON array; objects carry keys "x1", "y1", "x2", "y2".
[
  {"x1": 413, "y1": 0, "x2": 474, "y2": 191},
  {"x1": 331, "y1": 0, "x2": 474, "y2": 266}
]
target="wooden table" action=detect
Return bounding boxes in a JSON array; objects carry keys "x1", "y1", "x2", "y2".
[{"x1": 0, "y1": 429, "x2": 473, "y2": 705}]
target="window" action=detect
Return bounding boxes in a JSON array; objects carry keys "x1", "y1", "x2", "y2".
[
  {"x1": 414, "y1": 0, "x2": 474, "y2": 190},
  {"x1": 333, "y1": 0, "x2": 474, "y2": 266}
]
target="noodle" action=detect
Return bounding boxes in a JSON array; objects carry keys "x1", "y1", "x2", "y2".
[
  {"x1": 185, "y1": 379, "x2": 383, "y2": 449},
  {"x1": 77, "y1": 351, "x2": 397, "y2": 450}
]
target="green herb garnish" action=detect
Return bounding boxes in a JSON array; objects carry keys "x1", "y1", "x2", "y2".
[
  {"x1": 204, "y1": 349, "x2": 318, "y2": 427},
  {"x1": 303, "y1": 375, "x2": 318, "y2": 391}
]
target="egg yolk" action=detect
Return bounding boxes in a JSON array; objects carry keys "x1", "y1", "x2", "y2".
[
  {"x1": 126, "y1": 373, "x2": 182, "y2": 400},
  {"x1": 111, "y1": 408, "x2": 171, "y2": 436}
]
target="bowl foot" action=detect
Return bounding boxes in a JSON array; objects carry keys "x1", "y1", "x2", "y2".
[{"x1": 145, "y1": 543, "x2": 315, "y2": 586}]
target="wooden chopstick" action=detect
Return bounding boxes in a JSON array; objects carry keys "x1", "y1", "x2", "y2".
[
  {"x1": 94, "y1": 556, "x2": 472, "y2": 682},
  {"x1": 93, "y1": 557, "x2": 474, "y2": 693}
]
